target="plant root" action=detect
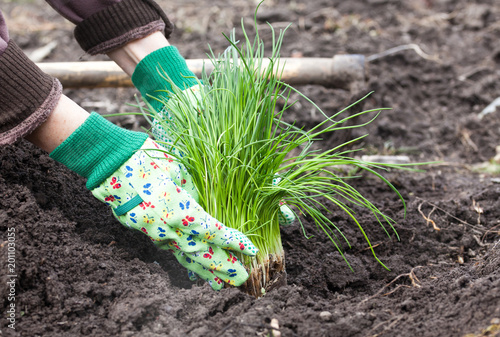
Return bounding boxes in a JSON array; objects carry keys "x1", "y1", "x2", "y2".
[
  {"x1": 359, "y1": 266, "x2": 424, "y2": 305},
  {"x1": 415, "y1": 197, "x2": 485, "y2": 232},
  {"x1": 240, "y1": 252, "x2": 286, "y2": 298},
  {"x1": 270, "y1": 318, "x2": 281, "y2": 337},
  {"x1": 368, "y1": 314, "x2": 405, "y2": 337},
  {"x1": 418, "y1": 202, "x2": 440, "y2": 231}
]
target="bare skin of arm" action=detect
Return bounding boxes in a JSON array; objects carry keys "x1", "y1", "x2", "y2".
[{"x1": 25, "y1": 31, "x2": 170, "y2": 152}]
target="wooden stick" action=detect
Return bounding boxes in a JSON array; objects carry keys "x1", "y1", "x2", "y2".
[{"x1": 36, "y1": 55, "x2": 365, "y2": 90}]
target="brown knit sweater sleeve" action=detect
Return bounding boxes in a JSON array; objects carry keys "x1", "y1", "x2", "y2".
[
  {"x1": 0, "y1": 40, "x2": 62, "y2": 145},
  {"x1": 73, "y1": 0, "x2": 174, "y2": 55}
]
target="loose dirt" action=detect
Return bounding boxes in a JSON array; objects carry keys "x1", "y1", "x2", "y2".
[{"x1": 1, "y1": 0, "x2": 500, "y2": 336}]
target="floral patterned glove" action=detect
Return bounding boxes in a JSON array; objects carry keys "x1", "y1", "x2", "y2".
[{"x1": 91, "y1": 138, "x2": 258, "y2": 290}]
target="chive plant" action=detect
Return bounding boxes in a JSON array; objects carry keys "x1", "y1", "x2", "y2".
[{"x1": 145, "y1": 15, "x2": 406, "y2": 297}]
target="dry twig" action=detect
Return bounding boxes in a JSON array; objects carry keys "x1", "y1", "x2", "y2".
[
  {"x1": 418, "y1": 202, "x2": 440, "y2": 231},
  {"x1": 472, "y1": 199, "x2": 483, "y2": 225},
  {"x1": 480, "y1": 222, "x2": 500, "y2": 245},
  {"x1": 415, "y1": 197, "x2": 485, "y2": 232},
  {"x1": 359, "y1": 266, "x2": 424, "y2": 305},
  {"x1": 369, "y1": 315, "x2": 405, "y2": 337},
  {"x1": 460, "y1": 129, "x2": 479, "y2": 152},
  {"x1": 367, "y1": 44, "x2": 440, "y2": 63}
]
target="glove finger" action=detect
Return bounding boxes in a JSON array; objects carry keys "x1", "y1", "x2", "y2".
[
  {"x1": 154, "y1": 229, "x2": 210, "y2": 253},
  {"x1": 182, "y1": 244, "x2": 250, "y2": 287},
  {"x1": 191, "y1": 267, "x2": 225, "y2": 291},
  {"x1": 158, "y1": 196, "x2": 259, "y2": 257},
  {"x1": 176, "y1": 212, "x2": 258, "y2": 256},
  {"x1": 273, "y1": 175, "x2": 296, "y2": 226},
  {"x1": 278, "y1": 203, "x2": 296, "y2": 226},
  {"x1": 201, "y1": 225, "x2": 258, "y2": 257},
  {"x1": 173, "y1": 251, "x2": 224, "y2": 291},
  {"x1": 187, "y1": 270, "x2": 198, "y2": 281}
]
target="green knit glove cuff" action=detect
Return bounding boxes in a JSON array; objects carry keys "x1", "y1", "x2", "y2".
[
  {"x1": 50, "y1": 112, "x2": 148, "y2": 190},
  {"x1": 131, "y1": 46, "x2": 200, "y2": 112}
]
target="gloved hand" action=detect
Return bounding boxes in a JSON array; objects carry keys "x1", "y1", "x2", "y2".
[
  {"x1": 49, "y1": 109, "x2": 256, "y2": 290},
  {"x1": 91, "y1": 138, "x2": 257, "y2": 290}
]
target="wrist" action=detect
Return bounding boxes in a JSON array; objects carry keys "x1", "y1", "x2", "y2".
[
  {"x1": 26, "y1": 95, "x2": 89, "y2": 153},
  {"x1": 50, "y1": 112, "x2": 148, "y2": 190},
  {"x1": 107, "y1": 31, "x2": 170, "y2": 76},
  {"x1": 132, "y1": 46, "x2": 200, "y2": 111}
]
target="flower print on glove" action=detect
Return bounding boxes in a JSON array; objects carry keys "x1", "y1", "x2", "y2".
[{"x1": 91, "y1": 138, "x2": 257, "y2": 290}]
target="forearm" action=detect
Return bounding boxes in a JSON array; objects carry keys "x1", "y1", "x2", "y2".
[{"x1": 24, "y1": 95, "x2": 90, "y2": 153}]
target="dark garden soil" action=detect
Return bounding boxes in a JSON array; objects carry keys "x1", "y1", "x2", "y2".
[{"x1": 1, "y1": 0, "x2": 500, "y2": 336}]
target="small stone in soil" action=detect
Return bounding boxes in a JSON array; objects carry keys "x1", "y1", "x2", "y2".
[{"x1": 320, "y1": 311, "x2": 333, "y2": 322}]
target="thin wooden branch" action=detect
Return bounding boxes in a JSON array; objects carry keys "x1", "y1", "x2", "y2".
[{"x1": 36, "y1": 55, "x2": 365, "y2": 90}]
